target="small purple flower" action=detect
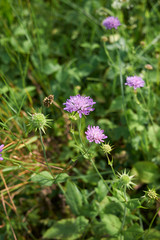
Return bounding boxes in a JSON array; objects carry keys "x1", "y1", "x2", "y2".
[
  {"x1": 102, "y1": 16, "x2": 121, "y2": 30},
  {"x1": 0, "y1": 144, "x2": 4, "y2": 161},
  {"x1": 125, "y1": 76, "x2": 145, "y2": 90},
  {"x1": 85, "y1": 125, "x2": 108, "y2": 144},
  {"x1": 63, "y1": 95, "x2": 96, "y2": 118}
]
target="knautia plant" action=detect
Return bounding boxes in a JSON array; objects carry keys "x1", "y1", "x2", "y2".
[
  {"x1": 1, "y1": 2, "x2": 160, "y2": 239},
  {"x1": 0, "y1": 144, "x2": 4, "y2": 161},
  {"x1": 85, "y1": 125, "x2": 108, "y2": 144},
  {"x1": 125, "y1": 76, "x2": 145, "y2": 90},
  {"x1": 102, "y1": 16, "x2": 121, "y2": 30},
  {"x1": 63, "y1": 94, "x2": 96, "y2": 118}
]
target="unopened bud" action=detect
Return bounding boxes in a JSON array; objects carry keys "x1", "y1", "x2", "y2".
[
  {"x1": 101, "y1": 143, "x2": 113, "y2": 155},
  {"x1": 118, "y1": 170, "x2": 135, "y2": 190},
  {"x1": 145, "y1": 64, "x2": 153, "y2": 70},
  {"x1": 101, "y1": 36, "x2": 108, "y2": 42}
]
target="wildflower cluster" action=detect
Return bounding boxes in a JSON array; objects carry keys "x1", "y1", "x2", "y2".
[
  {"x1": 63, "y1": 95, "x2": 108, "y2": 144},
  {"x1": 102, "y1": 16, "x2": 145, "y2": 90}
]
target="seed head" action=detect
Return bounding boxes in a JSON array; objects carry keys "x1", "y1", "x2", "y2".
[{"x1": 43, "y1": 95, "x2": 54, "y2": 107}]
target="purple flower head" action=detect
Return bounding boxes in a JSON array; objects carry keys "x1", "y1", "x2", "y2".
[
  {"x1": 63, "y1": 95, "x2": 96, "y2": 118},
  {"x1": 125, "y1": 76, "x2": 145, "y2": 90},
  {"x1": 0, "y1": 144, "x2": 4, "y2": 161},
  {"x1": 102, "y1": 16, "x2": 121, "y2": 30},
  {"x1": 85, "y1": 125, "x2": 108, "y2": 144}
]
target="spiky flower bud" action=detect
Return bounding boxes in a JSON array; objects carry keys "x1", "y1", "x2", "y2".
[
  {"x1": 101, "y1": 143, "x2": 113, "y2": 155},
  {"x1": 69, "y1": 115, "x2": 78, "y2": 121},
  {"x1": 118, "y1": 170, "x2": 135, "y2": 190},
  {"x1": 101, "y1": 36, "x2": 108, "y2": 42},
  {"x1": 145, "y1": 188, "x2": 159, "y2": 200},
  {"x1": 28, "y1": 112, "x2": 52, "y2": 133},
  {"x1": 145, "y1": 64, "x2": 153, "y2": 70}
]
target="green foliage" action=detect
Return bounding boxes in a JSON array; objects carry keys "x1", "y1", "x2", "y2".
[
  {"x1": 65, "y1": 180, "x2": 83, "y2": 216},
  {"x1": 132, "y1": 161, "x2": 159, "y2": 183},
  {"x1": 93, "y1": 214, "x2": 121, "y2": 237},
  {"x1": 1, "y1": 0, "x2": 160, "y2": 239},
  {"x1": 31, "y1": 171, "x2": 54, "y2": 186},
  {"x1": 43, "y1": 216, "x2": 88, "y2": 239},
  {"x1": 31, "y1": 171, "x2": 69, "y2": 186}
]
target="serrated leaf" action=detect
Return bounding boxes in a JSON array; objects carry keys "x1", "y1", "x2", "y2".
[
  {"x1": 65, "y1": 180, "x2": 83, "y2": 215},
  {"x1": 54, "y1": 173, "x2": 69, "y2": 183},
  {"x1": 31, "y1": 171, "x2": 53, "y2": 186},
  {"x1": 144, "y1": 229, "x2": 160, "y2": 240},
  {"x1": 93, "y1": 214, "x2": 121, "y2": 237},
  {"x1": 126, "y1": 199, "x2": 141, "y2": 211},
  {"x1": 95, "y1": 180, "x2": 108, "y2": 201},
  {"x1": 148, "y1": 124, "x2": 160, "y2": 148},
  {"x1": 43, "y1": 216, "x2": 88, "y2": 239},
  {"x1": 124, "y1": 223, "x2": 143, "y2": 240}
]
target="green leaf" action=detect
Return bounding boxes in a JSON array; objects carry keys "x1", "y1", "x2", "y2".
[
  {"x1": 126, "y1": 199, "x2": 141, "y2": 211},
  {"x1": 95, "y1": 180, "x2": 108, "y2": 201},
  {"x1": 93, "y1": 214, "x2": 121, "y2": 237},
  {"x1": 31, "y1": 171, "x2": 53, "y2": 186},
  {"x1": 132, "y1": 161, "x2": 159, "y2": 183},
  {"x1": 43, "y1": 216, "x2": 88, "y2": 239},
  {"x1": 65, "y1": 180, "x2": 83, "y2": 215},
  {"x1": 42, "y1": 60, "x2": 61, "y2": 75},
  {"x1": 124, "y1": 224, "x2": 143, "y2": 240},
  {"x1": 54, "y1": 173, "x2": 69, "y2": 183},
  {"x1": 144, "y1": 229, "x2": 160, "y2": 240},
  {"x1": 148, "y1": 124, "x2": 160, "y2": 148},
  {"x1": 107, "y1": 96, "x2": 123, "y2": 112},
  {"x1": 97, "y1": 196, "x2": 124, "y2": 217}
]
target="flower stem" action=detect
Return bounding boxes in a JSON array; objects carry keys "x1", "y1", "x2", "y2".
[
  {"x1": 106, "y1": 153, "x2": 116, "y2": 178},
  {"x1": 90, "y1": 158, "x2": 112, "y2": 194},
  {"x1": 39, "y1": 129, "x2": 53, "y2": 177},
  {"x1": 120, "y1": 186, "x2": 127, "y2": 238},
  {"x1": 78, "y1": 117, "x2": 85, "y2": 148},
  {"x1": 103, "y1": 42, "x2": 115, "y2": 67}
]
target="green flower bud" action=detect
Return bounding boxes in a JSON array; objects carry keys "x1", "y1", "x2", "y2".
[
  {"x1": 101, "y1": 143, "x2": 113, "y2": 155},
  {"x1": 69, "y1": 115, "x2": 78, "y2": 121},
  {"x1": 28, "y1": 112, "x2": 52, "y2": 133},
  {"x1": 144, "y1": 188, "x2": 159, "y2": 200},
  {"x1": 118, "y1": 170, "x2": 135, "y2": 190}
]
